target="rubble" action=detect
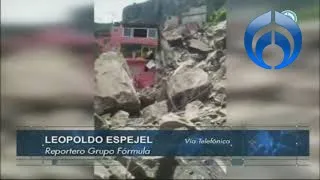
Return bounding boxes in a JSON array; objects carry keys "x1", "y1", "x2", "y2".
[
  {"x1": 137, "y1": 82, "x2": 167, "y2": 109},
  {"x1": 174, "y1": 157, "x2": 227, "y2": 179},
  {"x1": 94, "y1": 52, "x2": 140, "y2": 115},
  {"x1": 151, "y1": 20, "x2": 227, "y2": 178},
  {"x1": 116, "y1": 157, "x2": 160, "y2": 178},
  {"x1": 141, "y1": 100, "x2": 168, "y2": 124},
  {"x1": 94, "y1": 20, "x2": 227, "y2": 179},
  {"x1": 174, "y1": 165, "x2": 219, "y2": 179},
  {"x1": 138, "y1": 92, "x2": 156, "y2": 109},
  {"x1": 95, "y1": 160, "x2": 135, "y2": 179},
  {"x1": 188, "y1": 39, "x2": 213, "y2": 52},
  {"x1": 167, "y1": 67, "x2": 212, "y2": 110},
  {"x1": 110, "y1": 110, "x2": 130, "y2": 127},
  {"x1": 184, "y1": 100, "x2": 204, "y2": 122},
  {"x1": 159, "y1": 113, "x2": 196, "y2": 130},
  {"x1": 213, "y1": 92, "x2": 227, "y2": 107}
]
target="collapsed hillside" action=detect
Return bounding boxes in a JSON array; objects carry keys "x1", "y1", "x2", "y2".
[{"x1": 94, "y1": 20, "x2": 227, "y2": 179}]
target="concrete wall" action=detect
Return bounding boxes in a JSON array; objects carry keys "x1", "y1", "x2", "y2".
[
  {"x1": 181, "y1": 5, "x2": 207, "y2": 25},
  {"x1": 164, "y1": 16, "x2": 180, "y2": 29}
]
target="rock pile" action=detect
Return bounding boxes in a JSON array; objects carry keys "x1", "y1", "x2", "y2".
[
  {"x1": 157, "y1": 20, "x2": 227, "y2": 128},
  {"x1": 94, "y1": 21, "x2": 227, "y2": 179}
]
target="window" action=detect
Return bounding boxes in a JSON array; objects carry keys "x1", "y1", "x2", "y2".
[
  {"x1": 123, "y1": 28, "x2": 132, "y2": 37},
  {"x1": 148, "y1": 29, "x2": 157, "y2": 38},
  {"x1": 133, "y1": 28, "x2": 147, "y2": 38}
]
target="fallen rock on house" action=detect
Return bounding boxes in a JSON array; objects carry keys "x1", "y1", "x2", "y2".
[
  {"x1": 94, "y1": 52, "x2": 140, "y2": 115},
  {"x1": 94, "y1": 19, "x2": 228, "y2": 179}
]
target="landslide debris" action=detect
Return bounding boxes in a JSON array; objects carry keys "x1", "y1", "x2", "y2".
[{"x1": 94, "y1": 20, "x2": 227, "y2": 179}]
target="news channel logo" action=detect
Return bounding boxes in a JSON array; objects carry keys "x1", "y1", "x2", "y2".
[{"x1": 244, "y1": 10, "x2": 302, "y2": 70}]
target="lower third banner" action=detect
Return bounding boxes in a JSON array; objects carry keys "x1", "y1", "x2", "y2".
[{"x1": 16, "y1": 130, "x2": 309, "y2": 157}]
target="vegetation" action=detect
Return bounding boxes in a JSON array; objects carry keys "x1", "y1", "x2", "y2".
[{"x1": 208, "y1": 7, "x2": 226, "y2": 25}]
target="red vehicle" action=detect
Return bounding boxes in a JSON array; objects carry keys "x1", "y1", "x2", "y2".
[{"x1": 97, "y1": 23, "x2": 159, "y2": 89}]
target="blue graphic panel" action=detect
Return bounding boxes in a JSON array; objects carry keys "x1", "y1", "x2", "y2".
[{"x1": 16, "y1": 130, "x2": 309, "y2": 157}]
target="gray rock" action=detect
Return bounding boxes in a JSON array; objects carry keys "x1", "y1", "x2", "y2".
[
  {"x1": 115, "y1": 157, "x2": 159, "y2": 179},
  {"x1": 162, "y1": 28, "x2": 183, "y2": 42},
  {"x1": 185, "y1": 100, "x2": 204, "y2": 122},
  {"x1": 174, "y1": 165, "x2": 219, "y2": 179},
  {"x1": 214, "y1": 93, "x2": 226, "y2": 106},
  {"x1": 176, "y1": 58, "x2": 196, "y2": 68},
  {"x1": 174, "y1": 157, "x2": 227, "y2": 179},
  {"x1": 111, "y1": 110, "x2": 130, "y2": 127},
  {"x1": 97, "y1": 110, "x2": 130, "y2": 129},
  {"x1": 217, "y1": 108, "x2": 227, "y2": 117},
  {"x1": 141, "y1": 101, "x2": 168, "y2": 124},
  {"x1": 214, "y1": 36, "x2": 226, "y2": 49},
  {"x1": 188, "y1": 39, "x2": 213, "y2": 52},
  {"x1": 189, "y1": 53, "x2": 207, "y2": 61},
  {"x1": 97, "y1": 159, "x2": 135, "y2": 179},
  {"x1": 138, "y1": 88, "x2": 157, "y2": 109},
  {"x1": 195, "y1": 60, "x2": 209, "y2": 70},
  {"x1": 94, "y1": 52, "x2": 140, "y2": 115},
  {"x1": 113, "y1": 110, "x2": 130, "y2": 119},
  {"x1": 94, "y1": 162, "x2": 113, "y2": 179},
  {"x1": 210, "y1": 116, "x2": 227, "y2": 126},
  {"x1": 205, "y1": 50, "x2": 224, "y2": 64},
  {"x1": 167, "y1": 67, "x2": 212, "y2": 109},
  {"x1": 206, "y1": 29, "x2": 215, "y2": 38},
  {"x1": 173, "y1": 59, "x2": 197, "y2": 76},
  {"x1": 94, "y1": 113, "x2": 112, "y2": 129},
  {"x1": 159, "y1": 113, "x2": 195, "y2": 130},
  {"x1": 212, "y1": 81, "x2": 226, "y2": 93},
  {"x1": 197, "y1": 105, "x2": 220, "y2": 125}
]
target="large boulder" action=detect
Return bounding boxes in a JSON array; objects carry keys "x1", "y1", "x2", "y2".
[
  {"x1": 94, "y1": 52, "x2": 140, "y2": 115},
  {"x1": 167, "y1": 67, "x2": 212, "y2": 110}
]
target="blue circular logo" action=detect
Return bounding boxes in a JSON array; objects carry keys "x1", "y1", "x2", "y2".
[{"x1": 244, "y1": 11, "x2": 302, "y2": 70}]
